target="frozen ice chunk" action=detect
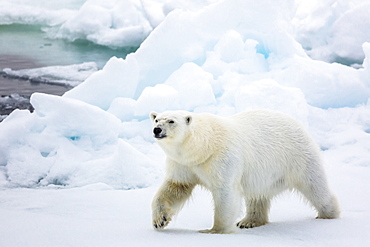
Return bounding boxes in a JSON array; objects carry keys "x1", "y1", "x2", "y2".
[
  {"x1": 31, "y1": 93, "x2": 121, "y2": 147},
  {"x1": 0, "y1": 1, "x2": 76, "y2": 26},
  {"x1": 133, "y1": 0, "x2": 303, "y2": 98},
  {"x1": 362, "y1": 42, "x2": 370, "y2": 71},
  {"x1": 273, "y1": 56, "x2": 370, "y2": 108},
  {"x1": 214, "y1": 30, "x2": 245, "y2": 63},
  {"x1": 203, "y1": 37, "x2": 268, "y2": 78},
  {"x1": 107, "y1": 97, "x2": 137, "y2": 122},
  {"x1": 329, "y1": 3, "x2": 370, "y2": 63},
  {"x1": 2, "y1": 93, "x2": 160, "y2": 188},
  {"x1": 360, "y1": 42, "x2": 370, "y2": 83},
  {"x1": 135, "y1": 84, "x2": 179, "y2": 117},
  {"x1": 64, "y1": 56, "x2": 139, "y2": 110},
  {"x1": 56, "y1": 0, "x2": 153, "y2": 47},
  {"x1": 49, "y1": 139, "x2": 158, "y2": 190},
  {"x1": 164, "y1": 63, "x2": 216, "y2": 111},
  {"x1": 235, "y1": 79, "x2": 309, "y2": 125},
  {"x1": 0, "y1": 109, "x2": 34, "y2": 166},
  {"x1": 294, "y1": 0, "x2": 370, "y2": 64}
]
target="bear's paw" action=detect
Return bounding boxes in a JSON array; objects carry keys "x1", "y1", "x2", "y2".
[
  {"x1": 153, "y1": 214, "x2": 171, "y2": 230},
  {"x1": 236, "y1": 218, "x2": 268, "y2": 229}
]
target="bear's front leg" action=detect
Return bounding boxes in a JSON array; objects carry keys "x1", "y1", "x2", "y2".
[
  {"x1": 152, "y1": 180, "x2": 195, "y2": 230},
  {"x1": 199, "y1": 187, "x2": 239, "y2": 234}
]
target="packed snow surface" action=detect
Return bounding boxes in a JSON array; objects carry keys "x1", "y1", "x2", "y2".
[{"x1": 0, "y1": 0, "x2": 370, "y2": 245}]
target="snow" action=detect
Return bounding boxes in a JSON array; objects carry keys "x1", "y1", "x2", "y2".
[
  {"x1": 0, "y1": 0, "x2": 370, "y2": 245},
  {"x1": 0, "y1": 174, "x2": 369, "y2": 246}
]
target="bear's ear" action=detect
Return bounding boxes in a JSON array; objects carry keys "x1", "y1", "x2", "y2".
[
  {"x1": 185, "y1": 115, "x2": 192, "y2": 125},
  {"x1": 150, "y1": 111, "x2": 158, "y2": 122}
]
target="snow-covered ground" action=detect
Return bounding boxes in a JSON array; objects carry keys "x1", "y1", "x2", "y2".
[
  {"x1": 0, "y1": 0, "x2": 370, "y2": 245},
  {"x1": 0, "y1": 162, "x2": 369, "y2": 247}
]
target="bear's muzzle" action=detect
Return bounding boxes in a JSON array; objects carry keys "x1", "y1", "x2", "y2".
[{"x1": 153, "y1": 127, "x2": 166, "y2": 139}]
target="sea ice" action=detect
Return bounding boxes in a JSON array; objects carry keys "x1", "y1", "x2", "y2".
[
  {"x1": 2, "y1": 62, "x2": 98, "y2": 87},
  {"x1": 0, "y1": 0, "x2": 369, "y2": 194}
]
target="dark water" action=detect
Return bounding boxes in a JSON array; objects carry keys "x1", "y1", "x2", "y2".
[
  {"x1": 0, "y1": 24, "x2": 138, "y2": 118},
  {"x1": 0, "y1": 55, "x2": 70, "y2": 118},
  {"x1": 0, "y1": 24, "x2": 137, "y2": 68},
  {"x1": 0, "y1": 24, "x2": 137, "y2": 96},
  {"x1": 0, "y1": 55, "x2": 70, "y2": 96}
]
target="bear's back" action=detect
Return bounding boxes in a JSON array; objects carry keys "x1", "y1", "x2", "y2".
[
  {"x1": 230, "y1": 109, "x2": 308, "y2": 138},
  {"x1": 228, "y1": 109, "x2": 319, "y2": 169}
]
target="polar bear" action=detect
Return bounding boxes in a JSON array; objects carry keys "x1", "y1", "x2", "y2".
[{"x1": 150, "y1": 110, "x2": 339, "y2": 234}]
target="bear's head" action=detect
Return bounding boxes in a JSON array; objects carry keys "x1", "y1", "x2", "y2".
[{"x1": 150, "y1": 111, "x2": 192, "y2": 143}]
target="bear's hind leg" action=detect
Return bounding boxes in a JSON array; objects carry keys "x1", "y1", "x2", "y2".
[
  {"x1": 237, "y1": 197, "x2": 271, "y2": 229},
  {"x1": 298, "y1": 185, "x2": 340, "y2": 219},
  {"x1": 315, "y1": 195, "x2": 340, "y2": 219},
  {"x1": 296, "y1": 167, "x2": 340, "y2": 219}
]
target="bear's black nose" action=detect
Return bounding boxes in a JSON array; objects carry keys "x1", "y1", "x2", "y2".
[{"x1": 153, "y1": 127, "x2": 162, "y2": 135}]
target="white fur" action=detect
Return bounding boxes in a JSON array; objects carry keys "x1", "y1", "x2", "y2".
[{"x1": 150, "y1": 110, "x2": 340, "y2": 234}]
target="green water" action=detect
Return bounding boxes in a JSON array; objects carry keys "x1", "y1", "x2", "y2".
[
  {"x1": 0, "y1": 24, "x2": 137, "y2": 68},
  {"x1": 0, "y1": 24, "x2": 138, "y2": 96}
]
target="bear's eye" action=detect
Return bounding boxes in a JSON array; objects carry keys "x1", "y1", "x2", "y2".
[
  {"x1": 155, "y1": 119, "x2": 158, "y2": 123},
  {"x1": 168, "y1": 120, "x2": 175, "y2": 124}
]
